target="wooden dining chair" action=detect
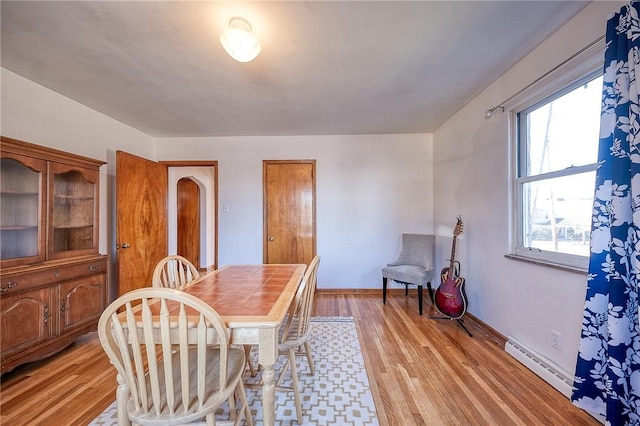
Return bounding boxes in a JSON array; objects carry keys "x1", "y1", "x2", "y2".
[
  {"x1": 153, "y1": 256, "x2": 259, "y2": 383},
  {"x1": 276, "y1": 255, "x2": 321, "y2": 423},
  {"x1": 98, "y1": 287, "x2": 253, "y2": 426},
  {"x1": 152, "y1": 255, "x2": 200, "y2": 289}
]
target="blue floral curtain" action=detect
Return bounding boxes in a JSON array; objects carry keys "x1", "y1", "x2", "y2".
[{"x1": 571, "y1": 3, "x2": 640, "y2": 425}]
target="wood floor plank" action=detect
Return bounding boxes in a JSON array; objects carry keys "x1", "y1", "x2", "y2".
[
  {"x1": 0, "y1": 292, "x2": 600, "y2": 425},
  {"x1": 315, "y1": 292, "x2": 600, "y2": 426}
]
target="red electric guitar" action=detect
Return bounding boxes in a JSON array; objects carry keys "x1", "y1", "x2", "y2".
[{"x1": 434, "y1": 217, "x2": 468, "y2": 319}]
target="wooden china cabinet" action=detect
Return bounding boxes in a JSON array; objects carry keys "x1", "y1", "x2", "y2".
[{"x1": 0, "y1": 136, "x2": 107, "y2": 374}]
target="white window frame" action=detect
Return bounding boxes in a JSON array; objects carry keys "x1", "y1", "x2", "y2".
[{"x1": 508, "y1": 45, "x2": 604, "y2": 271}]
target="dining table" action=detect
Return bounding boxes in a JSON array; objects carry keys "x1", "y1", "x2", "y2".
[{"x1": 180, "y1": 263, "x2": 306, "y2": 426}]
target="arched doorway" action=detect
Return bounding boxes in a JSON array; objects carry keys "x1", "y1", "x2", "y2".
[
  {"x1": 164, "y1": 162, "x2": 217, "y2": 272},
  {"x1": 177, "y1": 177, "x2": 200, "y2": 269}
]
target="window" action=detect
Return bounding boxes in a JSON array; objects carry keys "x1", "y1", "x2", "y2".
[{"x1": 513, "y1": 72, "x2": 602, "y2": 270}]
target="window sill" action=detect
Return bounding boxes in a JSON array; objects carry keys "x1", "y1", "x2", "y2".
[{"x1": 504, "y1": 253, "x2": 588, "y2": 274}]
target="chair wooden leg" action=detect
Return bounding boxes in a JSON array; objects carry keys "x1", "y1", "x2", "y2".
[
  {"x1": 405, "y1": 283, "x2": 409, "y2": 296},
  {"x1": 418, "y1": 285, "x2": 423, "y2": 315},
  {"x1": 228, "y1": 391, "x2": 237, "y2": 421},
  {"x1": 235, "y1": 379, "x2": 254, "y2": 426},
  {"x1": 427, "y1": 281, "x2": 434, "y2": 304},
  {"x1": 382, "y1": 277, "x2": 387, "y2": 304},
  {"x1": 303, "y1": 341, "x2": 315, "y2": 375},
  {"x1": 289, "y1": 348, "x2": 303, "y2": 424},
  {"x1": 245, "y1": 345, "x2": 257, "y2": 377},
  {"x1": 277, "y1": 357, "x2": 291, "y2": 386},
  {"x1": 205, "y1": 412, "x2": 214, "y2": 426}
]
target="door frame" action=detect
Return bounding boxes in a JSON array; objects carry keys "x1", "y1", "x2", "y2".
[{"x1": 161, "y1": 161, "x2": 218, "y2": 271}]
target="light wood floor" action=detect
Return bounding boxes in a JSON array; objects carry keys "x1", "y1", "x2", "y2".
[{"x1": 1, "y1": 291, "x2": 599, "y2": 425}]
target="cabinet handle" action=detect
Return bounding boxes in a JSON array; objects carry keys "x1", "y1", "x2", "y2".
[
  {"x1": 0, "y1": 281, "x2": 18, "y2": 292},
  {"x1": 89, "y1": 264, "x2": 101, "y2": 272},
  {"x1": 60, "y1": 301, "x2": 65, "y2": 317},
  {"x1": 44, "y1": 305, "x2": 50, "y2": 325},
  {"x1": 54, "y1": 270, "x2": 61, "y2": 277}
]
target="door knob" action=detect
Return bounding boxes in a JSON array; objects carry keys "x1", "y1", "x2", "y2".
[
  {"x1": 121, "y1": 242, "x2": 131, "y2": 249},
  {"x1": 268, "y1": 237, "x2": 275, "y2": 241}
]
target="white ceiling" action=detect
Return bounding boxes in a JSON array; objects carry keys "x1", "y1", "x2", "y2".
[{"x1": 1, "y1": 1, "x2": 589, "y2": 137}]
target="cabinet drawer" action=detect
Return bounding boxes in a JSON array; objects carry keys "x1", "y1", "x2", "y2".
[{"x1": 0, "y1": 257, "x2": 107, "y2": 295}]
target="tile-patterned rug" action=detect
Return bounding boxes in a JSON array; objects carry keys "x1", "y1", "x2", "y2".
[{"x1": 89, "y1": 317, "x2": 378, "y2": 425}]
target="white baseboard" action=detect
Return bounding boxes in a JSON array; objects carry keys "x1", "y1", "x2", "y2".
[{"x1": 505, "y1": 337, "x2": 574, "y2": 398}]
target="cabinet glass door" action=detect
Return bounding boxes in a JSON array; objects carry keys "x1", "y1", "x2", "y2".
[
  {"x1": 0, "y1": 157, "x2": 45, "y2": 266},
  {"x1": 49, "y1": 164, "x2": 99, "y2": 259}
]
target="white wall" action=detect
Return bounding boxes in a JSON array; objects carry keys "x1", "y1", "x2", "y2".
[
  {"x1": 156, "y1": 134, "x2": 434, "y2": 289},
  {"x1": 1, "y1": 68, "x2": 155, "y2": 297},
  {"x1": 1, "y1": 67, "x2": 434, "y2": 292},
  {"x1": 432, "y1": 1, "x2": 622, "y2": 377}
]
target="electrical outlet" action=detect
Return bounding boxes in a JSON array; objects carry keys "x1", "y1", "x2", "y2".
[{"x1": 551, "y1": 330, "x2": 562, "y2": 350}]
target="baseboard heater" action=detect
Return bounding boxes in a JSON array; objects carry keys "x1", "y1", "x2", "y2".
[{"x1": 504, "y1": 337, "x2": 574, "y2": 398}]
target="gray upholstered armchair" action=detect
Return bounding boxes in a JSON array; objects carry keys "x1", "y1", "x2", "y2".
[{"x1": 382, "y1": 233, "x2": 435, "y2": 315}]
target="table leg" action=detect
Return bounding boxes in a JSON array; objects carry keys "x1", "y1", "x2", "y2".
[
  {"x1": 116, "y1": 374, "x2": 131, "y2": 425},
  {"x1": 261, "y1": 363, "x2": 276, "y2": 425},
  {"x1": 258, "y1": 327, "x2": 279, "y2": 426}
]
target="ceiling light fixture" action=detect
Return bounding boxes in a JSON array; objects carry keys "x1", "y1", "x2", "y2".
[{"x1": 219, "y1": 17, "x2": 261, "y2": 63}]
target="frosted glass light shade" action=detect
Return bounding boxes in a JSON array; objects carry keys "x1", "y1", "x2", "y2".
[{"x1": 219, "y1": 18, "x2": 261, "y2": 63}]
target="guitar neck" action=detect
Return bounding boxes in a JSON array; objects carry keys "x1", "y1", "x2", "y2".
[{"x1": 447, "y1": 236, "x2": 457, "y2": 279}]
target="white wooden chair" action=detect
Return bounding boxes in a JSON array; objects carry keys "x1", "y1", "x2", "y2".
[
  {"x1": 276, "y1": 255, "x2": 321, "y2": 423},
  {"x1": 98, "y1": 287, "x2": 253, "y2": 426},
  {"x1": 152, "y1": 255, "x2": 200, "y2": 289}
]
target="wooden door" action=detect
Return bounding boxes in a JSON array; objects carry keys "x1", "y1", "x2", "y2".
[
  {"x1": 263, "y1": 160, "x2": 316, "y2": 265},
  {"x1": 177, "y1": 178, "x2": 200, "y2": 269},
  {"x1": 116, "y1": 151, "x2": 168, "y2": 295}
]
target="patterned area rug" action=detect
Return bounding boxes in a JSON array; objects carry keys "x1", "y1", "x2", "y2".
[{"x1": 89, "y1": 317, "x2": 378, "y2": 425}]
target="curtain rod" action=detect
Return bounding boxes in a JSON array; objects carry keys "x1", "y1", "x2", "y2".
[{"x1": 484, "y1": 34, "x2": 606, "y2": 119}]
